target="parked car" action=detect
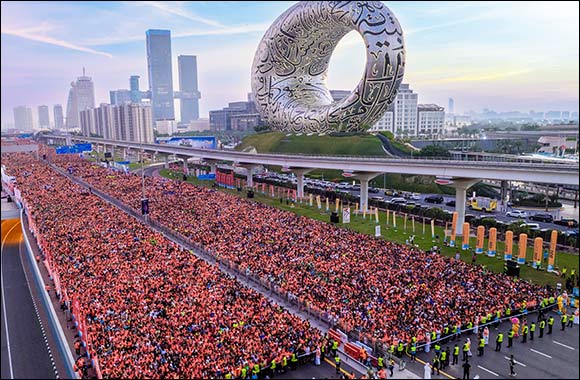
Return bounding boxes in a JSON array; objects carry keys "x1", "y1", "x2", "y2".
[
  {"x1": 529, "y1": 213, "x2": 554, "y2": 223},
  {"x1": 520, "y1": 222, "x2": 541, "y2": 231},
  {"x1": 445, "y1": 200, "x2": 456, "y2": 207},
  {"x1": 369, "y1": 187, "x2": 380, "y2": 193},
  {"x1": 464, "y1": 214, "x2": 477, "y2": 223},
  {"x1": 370, "y1": 195, "x2": 384, "y2": 201},
  {"x1": 425, "y1": 195, "x2": 444, "y2": 204},
  {"x1": 390, "y1": 197, "x2": 406, "y2": 205},
  {"x1": 554, "y1": 218, "x2": 579, "y2": 228},
  {"x1": 506, "y1": 210, "x2": 528, "y2": 218},
  {"x1": 410, "y1": 193, "x2": 421, "y2": 201}
]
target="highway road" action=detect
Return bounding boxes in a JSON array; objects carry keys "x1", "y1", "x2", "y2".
[
  {"x1": 1, "y1": 219, "x2": 64, "y2": 379},
  {"x1": 404, "y1": 310, "x2": 579, "y2": 379}
]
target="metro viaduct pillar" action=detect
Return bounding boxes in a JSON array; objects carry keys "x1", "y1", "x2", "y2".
[
  {"x1": 289, "y1": 168, "x2": 313, "y2": 200},
  {"x1": 449, "y1": 178, "x2": 480, "y2": 236},
  {"x1": 238, "y1": 163, "x2": 261, "y2": 188},
  {"x1": 350, "y1": 172, "x2": 382, "y2": 213}
]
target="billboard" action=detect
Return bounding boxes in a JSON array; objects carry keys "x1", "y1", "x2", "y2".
[
  {"x1": 55, "y1": 143, "x2": 92, "y2": 155},
  {"x1": 157, "y1": 136, "x2": 216, "y2": 149}
]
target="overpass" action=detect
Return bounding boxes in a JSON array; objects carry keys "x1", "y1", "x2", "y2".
[{"x1": 41, "y1": 135, "x2": 579, "y2": 236}]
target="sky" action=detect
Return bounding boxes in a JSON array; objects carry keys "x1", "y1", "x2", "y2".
[{"x1": 1, "y1": 1, "x2": 579, "y2": 127}]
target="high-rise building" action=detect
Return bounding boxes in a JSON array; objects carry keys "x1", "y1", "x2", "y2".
[
  {"x1": 417, "y1": 104, "x2": 445, "y2": 137},
  {"x1": 13, "y1": 106, "x2": 34, "y2": 131},
  {"x1": 53, "y1": 104, "x2": 64, "y2": 129},
  {"x1": 65, "y1": 68, "x2": 95, "y2": 130},
  {"x1": 81, "y1": 103, "x2": 153, "y2": 143},
  {"x1": 146, "y1": 29, "x2": 174, "y2": 121},
  {"x1": 109, "y1": 89, "x2": 132, "y2": 105},
  {"x1": 209, "y1": 97, "x2": 263, "y2": 132},
  {"x1": 178, "y1": 55, "x2": 201, "y2": 124},
  {"x1": 448, "y1": 98, "x2": 454, "y2": 114},
  {"x1": 38, "y1": 105, "x2": 50, "y2": 129},
  {"x1": 393, "y1": 83, "x2": 418, "y2": 137},
  {"x1": 130, "y1": 75, "x2": 142, "y2": 103}
]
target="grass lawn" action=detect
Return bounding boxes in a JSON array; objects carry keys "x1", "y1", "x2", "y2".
[
  {"x1": 159, "y1": 169, "x2": 578, "y2": 288},
  {"x1": 236, "y1": 131, "x2": 386, "y2": 156}
]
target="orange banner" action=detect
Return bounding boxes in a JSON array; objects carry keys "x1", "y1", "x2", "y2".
[
  {"x1": 505, "y1": 230, "x2": 513, "y2": 260},
  {"x1": 488, "y1": 227, "x2": 497, "y2": 257},
  {"x1": 548, "y1": 230, "x2": 557, "y2": 272},
  {"x1": 462, "y1": 222, "x2": 470, "y2": 250},
  {"x1": 450, "y1": 211, "x2": 458, "y2": 247},
  {"x1": 476, "y1": 225, "x2": 485, "y2": 253},
  {"x1": 533, "y1": 237, "x2": 543, "y2": 268},
  {"x1": 518, "y1": 233, "x2": 527, "y2": 264}
]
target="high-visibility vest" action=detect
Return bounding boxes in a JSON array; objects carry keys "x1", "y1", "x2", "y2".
[
  {"x1": 522, "y1": 325, "x2": 529, "y2": 334},
  {"x1": 410, "y1": 345, "x2": 416, "y2": 354},
  {"x1": 282, "y1": 357, "x2": 287, "y2": 367},
  {"x1": 431, "y1": 331, "x2": 436, "y2": 340},
  {"x1": 225, "y1": 373, "x2": 232, "y2": 379},
  {"x1": 389, "y1": 345, "x2": 395, "y2": 354},
  {"x1": 291, "y1": 354, "x2": 298, "y2": 363},
  {"x1": 332, "y1": 340, "x2": 339, "y2": 350},
  {"x1": 540, "y1": 320, "x2": 546, "y2": 329},
  {"x1": 253, "y1": 364, "x2": 260, "y2": 374},
  {"x1": 452, "y1": 326, "x2": 458, "y2": 334},
  {"x1": 506, "y1": 308, "x2": 511, "y2": 316},
  {"x1": 562, "y1": 315, "x2": 568, "y2": 323},
  {"x1": 467, "y1": 322, "x2": 473, "y2": 329},
  {"x1": 497, "y1": 333, "x2": 503, "y2": 343},
  {"x1": 454, "y1": 346, "x2": 459, "y2": 355},
  {"x1": 508, "y1": 331, "x2": 514, "y2": 338},
  {"x1": 412, "y1": 337, "x2": 417, "y2": 344},
  {"x1": 496, "y1": 311, "x2": 501, "y2": 319},
  {"x1": 270, "y1": 360, "x2": 276, "y2": 370},
  {"x1": 444, "y1": 326, "x2": 449, "y2": 335},
  {"x1": 463, "y1": 343, "x2": 469, "y2": 352},
  {"x1": 549, "y1": 297, "x2": 555, "y2": 304},
  {"x1": 441, "y1": 351, "x2": 447, "y2": 361},
  {"x1": 479, "y1": 339, "x2": 485, "y2": 348},
  {"x1": 397, "y1": 343, "x2": 404, "y2": 352},
  {"x1": 530, "y1": 323, "x2": 536, "y2": 332},
  {"x1": 481, "y1": 316, "x2": 487, "y2": 324},
  {"x1": 434, "y1": 344, "x2": 441, "y2": 351},
  {"x1": 378, "y1": 357, "x2": 384, "y2": 367},
  {"x1": 335, "y1": 356, "x2": 341, "y2": 365},
  {"x1": 241, "y1": 367, "x2": 247, "y2": 378},
  {"x1": 571, "y1": 269, "x2": 576, "y2": 276},
  {"x1": 548, "y1": 317, "x2": 554, "y2": 325}
]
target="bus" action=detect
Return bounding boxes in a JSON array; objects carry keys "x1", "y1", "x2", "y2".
[{"x1": 470, "y1": 197, "x2": 498, "y2": 212}]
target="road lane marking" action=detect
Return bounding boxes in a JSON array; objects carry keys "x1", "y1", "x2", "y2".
[
  {"x1": 477, "y1": 365, "x2": 499, "y2": 376},
  {"x1": 530, "y1": 348, "x2": 552, "y2": 358},
  {"x1": 553, "y1": 341, "x2": 575, "y2": 350},
  {"x1": 1, "y1": 220, "x2": 21, "y2": 379},
  {"x1": 412, "y1": 355, "x2": 454, "y2": 379},
  {"x1": 504, "y1": 356, "x2": 527, "y2": 367}
]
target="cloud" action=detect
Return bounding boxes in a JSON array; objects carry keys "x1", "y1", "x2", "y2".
[
  {"x1": 134, "y1": 1, "x2": 224, "y2": 28},
  {"x1": 2, "y1": 26, "x2": 113, "y2": 58}
]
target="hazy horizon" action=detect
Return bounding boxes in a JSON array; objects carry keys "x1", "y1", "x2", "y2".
[{"x1": 2, "y1": 1, "x2": 579, "y2": 127}]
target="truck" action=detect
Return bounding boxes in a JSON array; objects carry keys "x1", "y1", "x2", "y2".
[{"x1": 469, "y1": 197, "x2": 498, "y2": 212}]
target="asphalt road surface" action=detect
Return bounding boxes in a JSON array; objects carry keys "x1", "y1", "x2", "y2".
[
  {"x1": 404, "y1": 310, "x2": 579, "y2": 379},
  {"x1": 1, "y1": 219, "x2": 61, "y2": 379}
]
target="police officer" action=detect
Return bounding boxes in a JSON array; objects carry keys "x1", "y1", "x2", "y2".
[
  {"x1": 453, "y1": 344, "x2": 460, "y2": 365},
  {"x1": 332, "y1": 339, "x2": 339, "y2": 356},
  {"x1": 507, "y1": 329, "x2": 514, "y2": 348},
  {"x1": 478, "y1": 336, "x2": 485, "y2": 356},
  {"x1": 378, "y1": 356, "x2": 385, "y2": 370},
  {"x1": 410, "y1": 344, "x2": 417, "y2": 361},
  {"x1": 539, "y1": 318, "x2": 546, "y2": 338},
  {"x1": 530, "y1": 322, "x2": 536, "y2": 340},
  {"x1": 462, "y1": 341, "x2": 469, "y2": 361},
  {"x1": 335, "y1": 354, "x2": 341, "y2": 374},
  {"x1": 495, "y1": 332, "x2": 504, "y2": 351},
  {"x1": 521, "y1": 323, "x2": 529, "y2": 343},
  {"x1": 290, "y1": 353, "x2": 298, "y2": 371},
  {"x1": 434, "y1": 342, "x2": 441, "y2": 356},
  {"x1": 269, "y1": 359, "x2": 277, "y2": 378},
  {"x1": 432, "y1": 355, "x2": 441, "y2": 376},
  {"x1": 561, "y1": 314, "x2": 568, "y2": 331},
  {"x1": 568, "y1": 312, "x2": 574, "y2": 328},
  {"x1": 548, "y1": 316, "x2": 554, "y2": 334},
  {"x1": 397, "y1": 341, "x2": 404, "y2": 358},
  {"x1": 440, "y1": 349, "x2": 447, "y2": 369}
]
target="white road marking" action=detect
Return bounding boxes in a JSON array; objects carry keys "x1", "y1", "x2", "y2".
[
  {"x1": 1, "y1": 221, "x2": 21, "y2": 379},
  {"x1": 477, "y1": 365, "x2": 499, "y2": 376},
  {"x1": 530, "y1": 348, "x2": 552, "y2": 358},
  {"x1": 504, "y1": 356, "x2": 527, "y2": 367},
  {"x1": 553, "y1": 340, "x2": 575, "y2": 350}
]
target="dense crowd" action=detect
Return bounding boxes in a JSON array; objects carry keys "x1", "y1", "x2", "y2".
[
  {"x1": 47, "y1": 151, "x2": 550, "y2": 346},
  {"x1": 4, "y1": 151, "x2": 322, "y2": 379}
]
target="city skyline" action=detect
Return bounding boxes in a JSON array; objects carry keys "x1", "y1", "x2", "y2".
[{"x1": 1, "y1": 1, "x2": 578, "y2": 127}]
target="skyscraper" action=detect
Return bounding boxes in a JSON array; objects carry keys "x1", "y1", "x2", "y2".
[
  {"x1": 178, "y1": 55, "x2": 201, "y2": 123},
  {"x1": 146, "y1": 29, "x2": 174, "y2": 121},
  {"x1": 53, "y1": 104, "x2": 64, "y2": 129},
  {"x1": 13, "y1": 106, "x2": 34, "y2": 131},
  {"x1": 65, "y1": 68, "x2": 96, "y2": 129},
  {"x1": 448, "y1": 98, "x2": 455, "y2": 114},
  {"x1": 38, "y1": 105, "x2": 50, "y2": 129},
  {"x1": 109, "y1": 89, "x2": 132, "y2": 105},
  {"x1": 130, "y1": 75, "x2": 142, "y2": 103}
]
